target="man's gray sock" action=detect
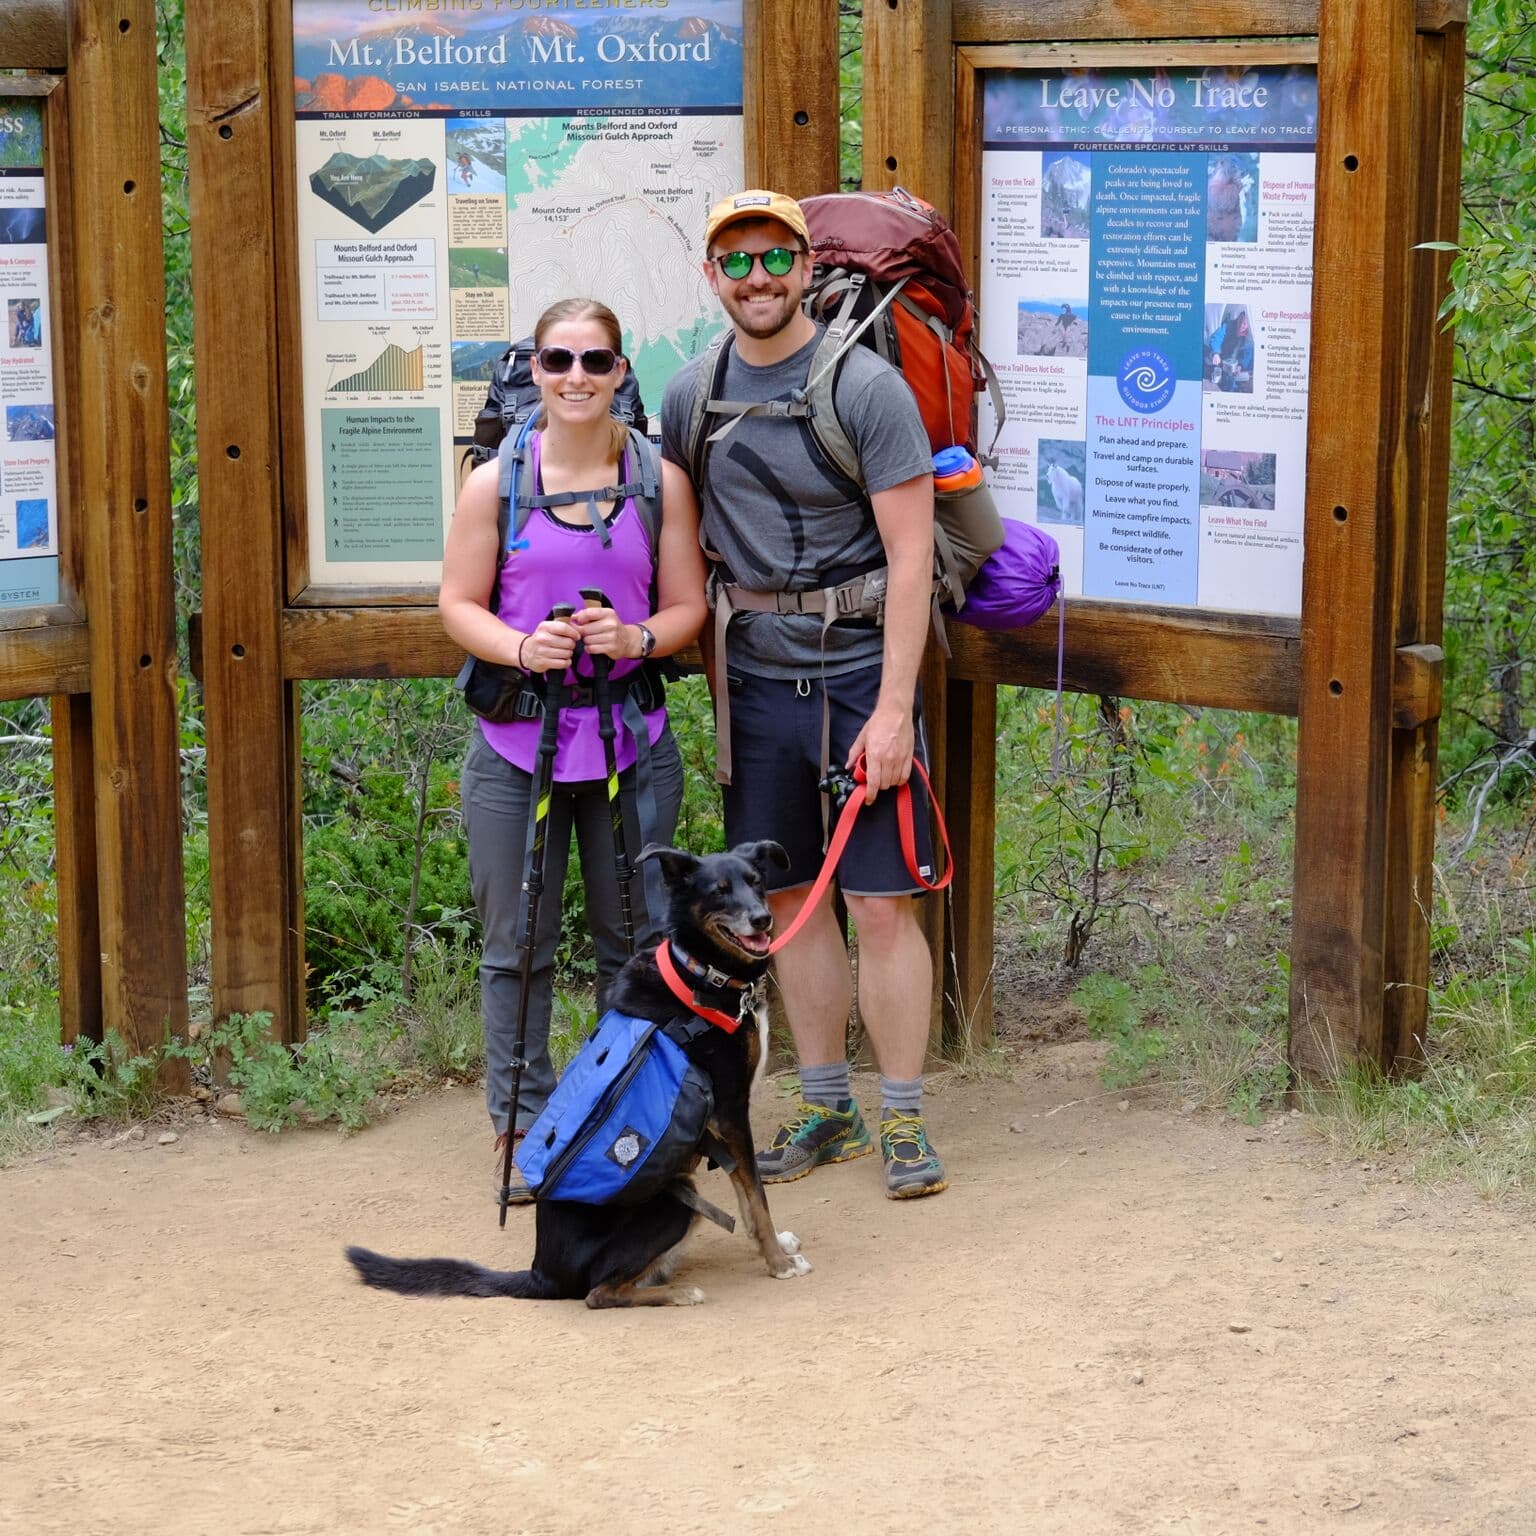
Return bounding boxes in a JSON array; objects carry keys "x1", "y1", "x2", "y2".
[
  {"x1": 800, "y1": 1060, "x2": 852, "y2": 1110},
  {"x1": 880, "y1": 1075, "x2": 923, "y2": 1115}
]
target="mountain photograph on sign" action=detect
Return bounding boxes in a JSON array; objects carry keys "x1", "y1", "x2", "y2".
[{"x1": 309, "y1": 151, "x2": 436, "y2": 233}]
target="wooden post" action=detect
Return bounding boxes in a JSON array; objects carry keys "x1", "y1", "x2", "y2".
[
  {"x1": 1288, "y1": 0, "x2": 1417, "y2": 1076},
  {"x1": 864, "y1": 0, "x2": 956, "y2": 212},
  {"x1": 51, "y1": 694, "x2": 101, "y2": 1045},
  {"x1": 66, "y1": 0, "x2": 189, "y2": 1061},
  {"x1": 186, "y1": 0, "x2": 306, "y2": 1040},
  {"x1": 744, "y1": 0, "x2": 840, "y2": 197},
  {"x1": 1381, "y1": 24, "x2": 1465, "y2": 1068},
  {"x1": 942, "y1": 677, "x2": 997, "y2": 1053}
]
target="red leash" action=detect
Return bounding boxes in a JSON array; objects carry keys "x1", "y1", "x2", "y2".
[
  {"x1": 767, "y1": 752, "x2": 952, "y2": 955},
  {"x1": 656, "y1": 753, "x2": 952, "y2": 1030}
]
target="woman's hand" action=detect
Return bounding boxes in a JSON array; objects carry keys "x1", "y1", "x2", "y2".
[
  {"x1": 520, "y1": 614, "x2": 581, "y2": 674},
  {"x1": 573, "y1": 603, "x2": 640, "y2": 661}
]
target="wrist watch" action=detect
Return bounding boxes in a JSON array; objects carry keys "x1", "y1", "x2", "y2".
[{"x1": 635, "y1": 622, "x2": 657, "y2": 660}]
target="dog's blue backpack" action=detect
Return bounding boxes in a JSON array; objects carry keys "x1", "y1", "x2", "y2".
[{"x1": 515, "y1": 1011, "x2": 714, "y2": 1205}]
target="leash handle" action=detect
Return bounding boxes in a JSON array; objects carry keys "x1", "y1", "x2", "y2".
[{"x1": 766, "y1": 751, "x2": 952, "y2": 957}]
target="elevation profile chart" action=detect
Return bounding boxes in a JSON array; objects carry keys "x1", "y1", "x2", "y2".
[{"x1": 330, "y1": 342, "x2": 426, "y2": 394}]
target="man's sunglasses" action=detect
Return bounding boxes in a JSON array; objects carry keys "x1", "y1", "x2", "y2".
[
  {"x1": 711, "y1": 246, "x2": 800, "y2": 281},
  {"x1": 536, "y1": 345, "x2": 620, "y2": 376}
]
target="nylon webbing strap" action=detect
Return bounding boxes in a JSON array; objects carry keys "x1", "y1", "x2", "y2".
[
  {"x1": 621, "y1": 688, "x2": 666, "y2": 926},
  {"x1": 669, "y1": 1178, "x2": 736, "y2": 1233}
]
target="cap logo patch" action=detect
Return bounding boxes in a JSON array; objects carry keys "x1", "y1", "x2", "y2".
[{"x1": 733, "y1": 194, "x2": 772, "y2": 209}]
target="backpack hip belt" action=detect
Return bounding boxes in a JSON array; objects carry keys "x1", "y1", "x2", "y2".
[{"x1": 706, "y1": 565, "x2": 887, "y2": 789}]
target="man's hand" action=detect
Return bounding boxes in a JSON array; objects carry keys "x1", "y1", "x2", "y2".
[{"x1": 848, "y1": 702, "x2": 914, "y2": 805}]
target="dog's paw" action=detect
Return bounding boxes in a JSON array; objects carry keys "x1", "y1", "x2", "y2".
[
  {"x1": 771, "y1": 1252, "x2": 813, "y2": 1279},
  {"x1": 676, "y1": 1285, "x2": 706, "y2": 1306},
  {"x1": 777, "y1": 1230, "x2": 801, "y2": 1255}
]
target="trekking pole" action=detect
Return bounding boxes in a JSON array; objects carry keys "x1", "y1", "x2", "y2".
[
  {"x1": 498, "y1": 602, "x2": 575, "y2": 1228},
  {"x1": 578, "y1": 586, "x2": 637, "y2": 957}
]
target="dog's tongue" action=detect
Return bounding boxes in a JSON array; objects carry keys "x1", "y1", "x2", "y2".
[{"x1": 738, "y1": 931, "x2": 771, "y2": 955}]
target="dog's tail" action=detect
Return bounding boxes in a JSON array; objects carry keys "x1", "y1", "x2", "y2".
[{"x1": 345, "y1": 1245, "x2": 561, "y2": 1300}]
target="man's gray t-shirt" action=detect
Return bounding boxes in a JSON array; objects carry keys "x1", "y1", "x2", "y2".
[{"x1": 660, "y1": 328, "x2": 932, "y2": 678}]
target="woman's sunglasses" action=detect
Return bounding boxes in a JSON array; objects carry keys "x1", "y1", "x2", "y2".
[
  {"x1": 711, "y1": 246, "x2": 799, "y2": 281},
  {"x1": 536, "y1": 346, "x2": 620, "y2": 376}
]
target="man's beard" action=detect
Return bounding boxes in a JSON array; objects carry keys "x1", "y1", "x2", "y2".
[{"x1": 721, "y1": 286, "x2": 800, "y2": 340}]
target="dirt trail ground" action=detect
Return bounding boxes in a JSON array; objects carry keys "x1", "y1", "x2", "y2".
[{"x1": 4, "y1": 1041, "x2": 1534, "y2": 1536}]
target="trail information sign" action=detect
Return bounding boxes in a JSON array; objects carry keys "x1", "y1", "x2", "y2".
[
  {"x1": 0, "y1": 96, "x2": 58, "y2": 610},
  {"x1": 289, "y1": 0, "x2": 744, "y2": 585},
  {"x1": 977, "y1": 64, "x2": 1319, "y2": 614}
]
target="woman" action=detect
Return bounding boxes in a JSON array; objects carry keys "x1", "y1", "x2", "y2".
[{"x1": 440, "y1": 297, "x2": 707, "y2": 1197}]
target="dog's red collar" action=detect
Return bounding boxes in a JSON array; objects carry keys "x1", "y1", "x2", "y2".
[{"x1": 656, "y1": 941, "x2": 744, "y2": 1034}]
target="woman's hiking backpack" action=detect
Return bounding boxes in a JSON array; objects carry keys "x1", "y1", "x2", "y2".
[
  {"x1": 515, "y1": 1009, "x2": 715, "y2": 1205},
  {"x1": 466, "y1": 336, "x2": 647, "y2": 467}
]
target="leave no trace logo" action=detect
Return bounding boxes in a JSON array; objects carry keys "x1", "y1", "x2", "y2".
[{"x1": 1116, "y1": 348, "x2": 1174, "y2": 413}]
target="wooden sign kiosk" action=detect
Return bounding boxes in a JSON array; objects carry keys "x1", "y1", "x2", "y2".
[
  {"x1": 186, "y1": 0, "x2": 1461, "y2": 1082},
  {"x1": 864, "y1": 0, "x2": 1463, "y2": 1077},
  {"x1": 187, "y1": 0, "x2": 842, "y2": 1042},
  {"x1": 0, "y1": 0, "x2": 188, "y2": 1058}
]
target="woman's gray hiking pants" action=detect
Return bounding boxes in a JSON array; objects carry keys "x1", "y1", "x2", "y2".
[{"x1": 461, "y1": 724, "x2": 684, "y2": 1136}]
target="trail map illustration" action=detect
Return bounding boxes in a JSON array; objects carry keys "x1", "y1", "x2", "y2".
[{"x1": 291, "y1": 1, "x2": 744, "y2": 586}]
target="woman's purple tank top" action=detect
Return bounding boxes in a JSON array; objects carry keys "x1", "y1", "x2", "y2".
[{"x1": 479, "y1": 434, "x2": 665, "y2": 781}]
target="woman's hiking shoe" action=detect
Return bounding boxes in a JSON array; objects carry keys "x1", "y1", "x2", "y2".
[
  {"x1": 879, "y1": 1109, "x2": 948, "y2": 1199},
  {"x1": 492, "y1": 1131, "x2": 533, "y2": 1206},
  {"x1": 756, "y1": 1100, "x2": 872, "y2": 1184}
]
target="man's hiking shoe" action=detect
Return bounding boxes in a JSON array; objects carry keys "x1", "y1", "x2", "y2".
[
  {"x1": 493, "y1": 1131, "x2": 533, "y2": 1207},
  {"x1": 879, "y1": 1109, "x2": 948, "y2": 1199},
  {"x1": 756, "y1": 1100, "x2": 872, "y2": 1184}
]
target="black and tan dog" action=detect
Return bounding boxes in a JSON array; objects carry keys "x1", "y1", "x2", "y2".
[{"x1": 345, "y1": 840, "x2": 812, "y2": 1308}]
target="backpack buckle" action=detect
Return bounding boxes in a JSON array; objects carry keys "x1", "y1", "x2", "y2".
[{"x1": 512, "y1": 684, "x2": 544, "y2": 721}]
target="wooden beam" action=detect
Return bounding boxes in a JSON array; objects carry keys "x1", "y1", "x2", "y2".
[
  {"x1": 51, "y1": 694, "x2": 101, "y2": 1046},
  {"x1": 864, "y1": 0, "x2": 955, "y2": 213},
  {"x1": 1391, "y1": 643, "x2": 1444, "y2": 731},
  {"x1": 0, "y1": 0, "x2": 67, "y2": 69},
  {"x1": 283, "y1": 607, "x2": 461, "y2": 680},
  {"x1": 0, "y1": 619, "x2": 89, "y2": 699},
  {"x1": 67, "y1": 0, "x2": 189, "y2": 1062},
  {"x1": 947, "y1": 608, "x2": 1300, "y2": 715},
  {"x1": 743, "y1": 0, "x2": 839, "y2": 198},
  {"x1": 187, "y1": 0, "x2": 306, "y2": 1042},
  {"x1": 1288, "y1": 0, "x2": 1416, "y2": 1078},
  {"x1": 953, "y1": 0, "x2": 1465, "y2": 41}
]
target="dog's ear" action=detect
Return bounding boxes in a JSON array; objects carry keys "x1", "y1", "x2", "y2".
[
  {"x1": 734, "y1": 839, "x2": 790, "y2": 878},
  {"x1": 638, "y1": 843, "x2": 699, "y2": 888}
]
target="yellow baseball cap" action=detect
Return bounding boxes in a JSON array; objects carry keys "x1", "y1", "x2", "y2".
[{"x1": 704, "y1": 189, "x2": 811, "y2": 251}]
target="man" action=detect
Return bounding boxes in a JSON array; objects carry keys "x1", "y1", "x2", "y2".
[{"x1": 659, "y1": 189, "x2": 947, "y2": 1199}]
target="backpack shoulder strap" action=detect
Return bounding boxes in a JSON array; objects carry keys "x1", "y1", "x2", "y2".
[
  {"x1": 488, "y1": 416, "x2": 540, "y2": 616},
  {"x1": 799, "y1": 272, "x2": 914, "y2": 489},
  {"x1": 684, "y1": 329, "x2": 735, "y2": 487},
  {"x1": 624, "y1": 426, "x2": 662, "y2": 561}
]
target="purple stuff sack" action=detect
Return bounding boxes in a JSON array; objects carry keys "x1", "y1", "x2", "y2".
[{"x1": 947, "y1": 517, "x2": 1061, "y2": 630}]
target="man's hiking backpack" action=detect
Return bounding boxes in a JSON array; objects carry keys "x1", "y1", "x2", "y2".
[
  {"x1": 683, "y1": 187, "x2": 1008, "y2": 616},
  {"x1": 801, "y1": 186, "x2": 1004, "y2": 467},
  {"x1": 467, "y1": 335, "x2": 647, "y2": 467},
  {"x1": 455, "y1": 413, "x2": 665, "y2": 724},
  {"x1": 515, "y1": 1009, "x2": 714, "y2": 1205}
]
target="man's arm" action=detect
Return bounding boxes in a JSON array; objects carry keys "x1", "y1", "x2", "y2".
[{"x1": 848, "y1": 470, "x2": 934, "y2": 801}]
